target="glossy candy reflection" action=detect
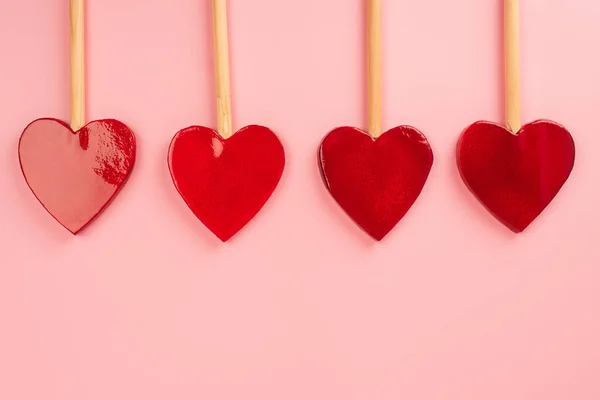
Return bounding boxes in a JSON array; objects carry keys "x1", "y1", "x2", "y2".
[
  {"x1": 168, "y1": 125, "x2": 285, "y2": 241},
  {"x1": 457, "y1": 120, "x2": 575, "y2": 232},
  {"x1": 319, "y1": 126, "x2": 433, "y2": 240},
  {"x1": 19, "y1": 118, "x2": 136, "y2": 233}
]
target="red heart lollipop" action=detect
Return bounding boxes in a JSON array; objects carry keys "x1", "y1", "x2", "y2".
[
  {"x1": 457, "y1": 120, "x2": 574, "y2": 232},
  {"x1": 19, "y1": 118, "x2": 136, "y2": 234},
  {"x1": 168, "y1": 125, "x2": 284, "y2": 241},
  {"x1": 168, "y1": 0, "x2": 285, "y2": 241},
  {"x1": 319, "y1": 126, "x2": 433, "y2": 240},
  {"x1": 457, "y1": 0, "x2": 575, "y2": 232},
  {"x1": 318, "y1": 0, "x2": 433, "y2": 240}
]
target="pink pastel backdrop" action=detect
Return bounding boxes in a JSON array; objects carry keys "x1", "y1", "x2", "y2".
[{"x1": 1, "y1": 1, "x2": 599, "y2": 399}]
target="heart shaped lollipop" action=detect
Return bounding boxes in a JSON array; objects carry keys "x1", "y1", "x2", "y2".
[
  {"x1": 457, "y1": 0, "x2": 575, "y2": 232},
  {"x1": 19, "y1": 119, "x2": 135, "y2": 234},
  {"x1": 320, "y1": 126, "x2": 432, "y2": 241},
  {"x1": 168, "y1": 125, "x2": 284, "y2": 242},
  {"x1": 168, "y1": 0, "x2": 285, "y2": 241},
  {"x1": 457, "y1": 120, "x2": 574, "y2": 232},
  {"x1": 318, "y1": 0, "x2": 433, "y2": 240},
  {"x1": 19, "y1": 0, "x2": 136, "y2": 233}
]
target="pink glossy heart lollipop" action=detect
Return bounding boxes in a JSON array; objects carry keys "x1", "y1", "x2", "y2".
[{"x1": 18, "y1": 0, "x2": 136, "y2": 234}]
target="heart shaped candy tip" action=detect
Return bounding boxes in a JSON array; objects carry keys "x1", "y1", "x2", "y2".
[
  {"x1": 319, "y1": 126, "x2": 434, "y2": 241},
  {"x1": 168, "y1": 124, "x2": 285, "y2": 242},
  {"x1": 457, "y1": 119, "x2": 575, "y2": 232},
  {"x1": 19, "y1": 118, "x2": 136, "y2": 234}
]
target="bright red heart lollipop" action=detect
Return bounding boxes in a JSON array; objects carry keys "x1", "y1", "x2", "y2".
[
  {"x1": 168, "y1": 125, "x2": 284, "y2": 242},
  {"x1": 457, "y1": 0, "x2": 575, "y2": 232},
  {"x1": 18, "y1": 0, "x2": 136, "y2": 233},
  {"x1": 168, "y1": 0, "x2": 285, "y2": 241},
  {"x1": 318, "y1": 0, "x2": 433, "y2": 240}
]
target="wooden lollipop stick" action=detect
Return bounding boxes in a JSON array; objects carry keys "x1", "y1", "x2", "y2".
[
  {"x1": 213, "y1": 0, "x2": 233, "y2": 139},
  {"x1": 505, "y1": 0, "x2": 521, "y2": 133},
  {"x1": 70, "y1": 0, "x2": 85, "y2": 132},
  {"x1": 367, "y1": 0, "x2": 383, "y2": 139}
]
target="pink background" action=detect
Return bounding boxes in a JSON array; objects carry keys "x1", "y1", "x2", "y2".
[{"x1": 1, "y1": 0, "x2": 600, "y2": 398}]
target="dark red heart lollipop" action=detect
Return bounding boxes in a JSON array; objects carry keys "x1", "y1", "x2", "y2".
[
  {"x1": 319, "y1": 126, "x2": 433, "y2": 240},
  {"x1": 457, "y1": 120, "x2": 574, "y2": 232},
  {"x1": 456, "y1": 0, "x2": 575, "y2": 232},
  {"x1": 19, "y1": 118, "x2": 136, "y2": 233},
  {"x1": 318, "y1": 0, "x2": 433, "y2": 240},
  {"x1": 168, "y1": 125, "x2": 284, "y2": 241}
]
